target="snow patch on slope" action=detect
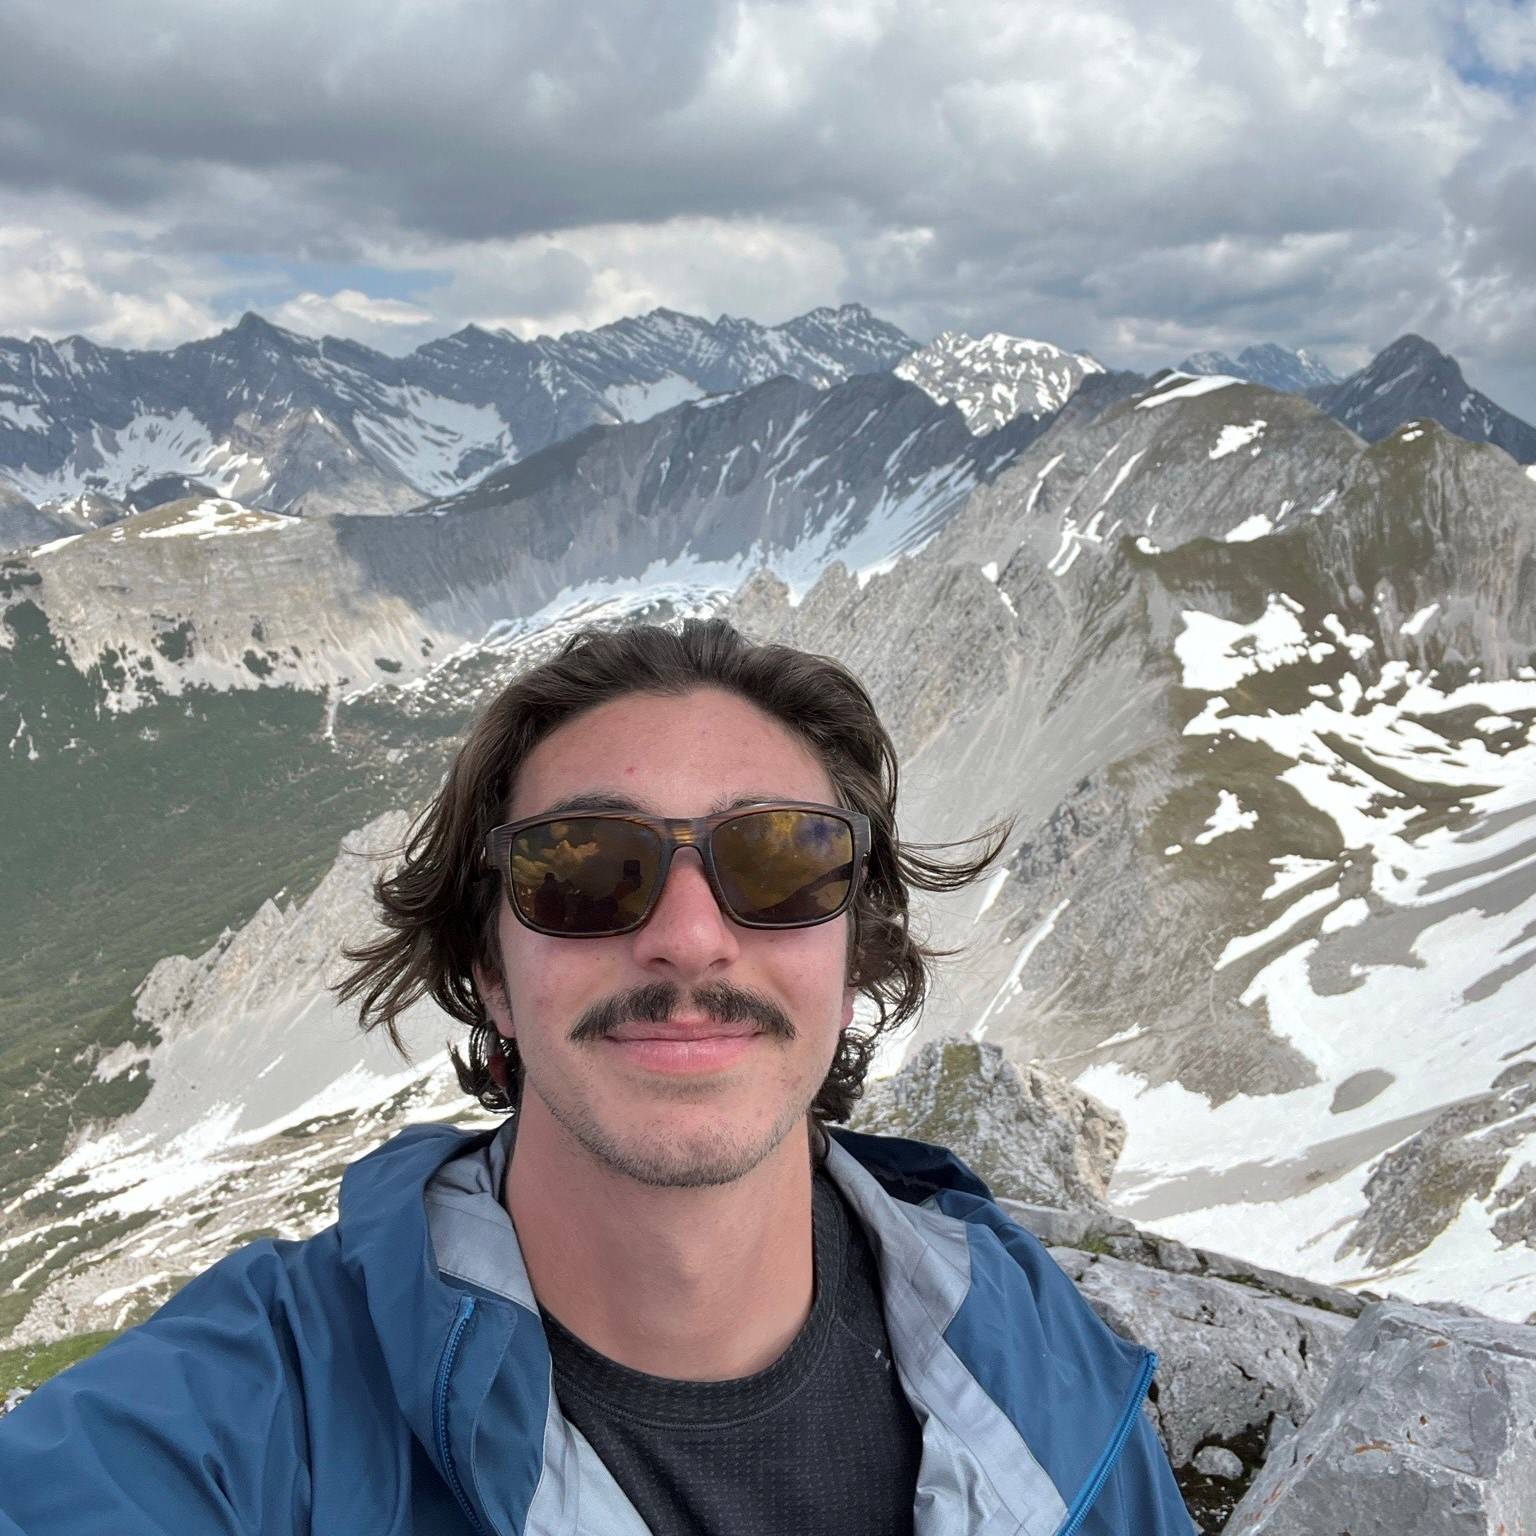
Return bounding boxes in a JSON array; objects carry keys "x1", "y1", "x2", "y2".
[
  {"x1": 1210, "y1": 420, "x2": 1266, "y2": 459},
  {"x1": 1085, "y1": 595, "x2": 1536, "y2": 1321},
  {"x1": 353, "y1": 388, "x2": 512, "y2": 495},
  {"x1": 7, "y1": 409, "x2": 215, "y2": 505},
  {"x1": 1135, "y1": 374, "x2": 1241, "y2": 410},
  {"x1": 605, "y1": 374, "x2": 705, "y2": 422},
  {"x1": 895, "y1": 331, "x2": 1105, "y2": 434}
]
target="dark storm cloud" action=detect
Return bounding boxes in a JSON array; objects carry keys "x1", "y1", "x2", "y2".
[
  {"x1": 0, "y1": 0, "x2": 1456, "y2": 249},
  {"x1": 0, "y1": 0, "x2": 760, "y2": 241}
]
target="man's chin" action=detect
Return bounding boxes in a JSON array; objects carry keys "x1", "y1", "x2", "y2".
[
  {"x1": 525, "y1": 1072, "x2": 816, "y2": 1188},
  {"x1": 557, "y1": 1102, "x2": 807, "y2": 1189},
  {"x1": 590, "y1": 1127, "x2": 777, "y2": 1190}
]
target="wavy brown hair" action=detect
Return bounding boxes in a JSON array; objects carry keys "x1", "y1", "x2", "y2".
[{"x1": 330, "y1": 616, "x2": 1013, "y2": 1128}]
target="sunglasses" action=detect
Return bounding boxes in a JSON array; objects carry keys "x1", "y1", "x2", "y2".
[{"x1": 482, "y1": 801, "x2": 871, "y2": 938}]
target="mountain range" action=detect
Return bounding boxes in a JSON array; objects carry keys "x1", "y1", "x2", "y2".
[
  {"x1": 6, "y1": 309, "x2": 1534, "y2": 565},
  {"x1": 0, "y1": 303, "x2": 916, "y2": 536},
  {"x1": 1178, "y1": 342, "x2": 1340, "y2": 393},
  {"x1": 5, "y1": 367, "x2": 1058, "y2": 715},
  {"x1": 3, "y1": 303, "x2": 1536, "y2": 1362}
]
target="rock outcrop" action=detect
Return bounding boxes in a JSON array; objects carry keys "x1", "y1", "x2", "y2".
[
  {"x1": 848, "y1": 1036, "x2": 1125, "y2": 1208},
  {"x1": 1049, "y1": 1244, "x2": 1353, "y2": 1469},
  {"x1": 1227, "y1": 1301, "x2": 1536, "y2": 1532},
  {"x1": 868, "y1": 1035, "x2": 1536, "y2": 1533},
  {"x1": 1340, "y1": 1059, "x2": 1536, "y2": 1269}
]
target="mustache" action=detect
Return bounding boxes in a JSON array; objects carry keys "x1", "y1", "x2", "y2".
[{"x1": 572, "y1": 979, "x2": 795, "y2": 1043}]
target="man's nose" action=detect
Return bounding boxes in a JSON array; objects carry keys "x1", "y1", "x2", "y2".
[{"x1": 629, "y1": 847, "x2": 741, "y2": 974}]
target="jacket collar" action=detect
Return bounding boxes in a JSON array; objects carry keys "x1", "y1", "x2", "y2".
[{"x1": 337, "y1": 1117, "x2": 1151, "y2": 1536}]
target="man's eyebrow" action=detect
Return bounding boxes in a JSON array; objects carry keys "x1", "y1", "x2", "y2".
[{"x1": 531, "y1": 791, "x2": 792, "y2": 818}]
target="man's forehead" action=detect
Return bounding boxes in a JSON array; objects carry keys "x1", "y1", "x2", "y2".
[
  {"x1": 508, "y1": 690, "x2": 837, "y2": 817},
  {"x1": 525, "y1": 789, "x2": 819, "y2": 819}
]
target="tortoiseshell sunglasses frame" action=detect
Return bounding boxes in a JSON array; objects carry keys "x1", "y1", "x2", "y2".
[{"x1": 481, "y1": 800, "x2": 871, "y2": 937}]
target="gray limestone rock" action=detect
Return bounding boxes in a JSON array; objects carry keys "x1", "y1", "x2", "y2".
[
  {"x1": 847, "y1": 1036, "x2": 1125, "y2": 1208},
  {"x1": 1191, "y1": 1445, "x2": 1244, "y2": 1481},
  {"x1": 998, "y1": 1197, "x2": 1373, "y2": 1318},
  {"x1": 993, "y1": 1200, "x2": 1138, "y2": 1251},
  {"x1": 1048, "y1": 1247, "x2": 1352, "y2": 1468},
  {"x1": 1491, "y1": 1160, "x2": 1536, "y2": 1256},
  {"x1": 1341, "y1": 1066, "x2": 1536, "y2": 1268},
  {"x1": 1226, "y1": 1301, "x2": 1536, "y2": 1534},
  {"x1": 1193, "y1": 1250, "x2": 1369, "y2": 1319}
]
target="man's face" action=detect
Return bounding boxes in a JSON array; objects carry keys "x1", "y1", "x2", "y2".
[{"x1": 474, "y1": 686, "x2": 857, "y2": 1189}]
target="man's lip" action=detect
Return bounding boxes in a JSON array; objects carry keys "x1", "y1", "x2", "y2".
[{"x1": 607, "y1": 1021, "x2": 761, "y2": 1042}]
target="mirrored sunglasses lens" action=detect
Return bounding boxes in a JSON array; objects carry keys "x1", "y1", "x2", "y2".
[
  {"x1": 713, "y1": 810, "x2": 855, "y2": 925},
  {"x1": 510, "y1": 818, "x2": 659, "y2": 934}
]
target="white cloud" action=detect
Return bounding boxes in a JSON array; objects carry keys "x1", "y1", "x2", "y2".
[
  {"x1": 269, "y1": 288, "x2": 434, "y2": 338},
  {"x1": 0, "y1": 0, "x2": 1532, "y2": 417},
  {"x1": 1458, "y1": 0, "x2": 1536, "y2": 75},
  {"x1": 0, "y1": 212, "x2": 225, "y2": 348},
  {"x1": 415, "y1": 217, "x2": 849, "y2": 342}
]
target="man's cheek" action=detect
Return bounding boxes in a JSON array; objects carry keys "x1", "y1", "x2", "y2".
[{"x1": 522, "y1": 961, "x2": 597, "y2": 1027}]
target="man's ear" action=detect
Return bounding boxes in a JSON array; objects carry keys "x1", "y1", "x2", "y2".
[{"x1": 472, "y1": 960, "x2": 514, "y2": 1037}]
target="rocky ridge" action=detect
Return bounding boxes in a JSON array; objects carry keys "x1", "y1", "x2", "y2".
[
  {"x1": 719, "y1": 388, "x2": 1536, "y2": 1321},
  {"x1": 0, "y1": 303, "x2": 916, "y2": 522},
  {"x1": 0, "y1": 808, "x2": 493, "y2": 1349},
  {"x1": 846, "y1": 1033, "x2": 1126, "y2": 1210},
  {"x1": 1313, "y1": 333, "x2": 1536, "y2": 464}
]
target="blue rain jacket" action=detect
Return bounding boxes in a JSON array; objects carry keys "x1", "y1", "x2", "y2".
[{"x1": 0, "y1": 1120, "x2": 1194, "y2": 1534}]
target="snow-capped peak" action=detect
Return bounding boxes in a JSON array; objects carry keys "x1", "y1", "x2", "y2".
[{"x1": 895, "y1": 330, "x2": 1107, "y2": 434}]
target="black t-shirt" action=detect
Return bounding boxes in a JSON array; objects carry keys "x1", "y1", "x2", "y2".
[{"x1": 533, "y1": 1159, "x2": 924, "y2": 1536}]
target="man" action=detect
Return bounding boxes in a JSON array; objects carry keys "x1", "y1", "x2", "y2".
[{"x1": 0, "y1": 617, "x2": 1194, "y2": 1534}]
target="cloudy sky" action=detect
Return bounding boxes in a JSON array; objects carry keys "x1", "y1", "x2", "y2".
[{"x1": 1, "y1": 0, "x2": 1533, "y2": 416}]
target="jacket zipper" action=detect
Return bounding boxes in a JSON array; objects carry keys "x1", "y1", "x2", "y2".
[
  {"x1": 435, "y1": 1293, "x2": 491, "y2": 1536},
  {"x1": 1056, "y1": 1350, "x2": 1158, "y2": 1536}
]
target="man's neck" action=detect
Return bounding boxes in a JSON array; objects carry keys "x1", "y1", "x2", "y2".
[{"x1": 502, "y1": 1096, "x2": 818, "y2": 1381}]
